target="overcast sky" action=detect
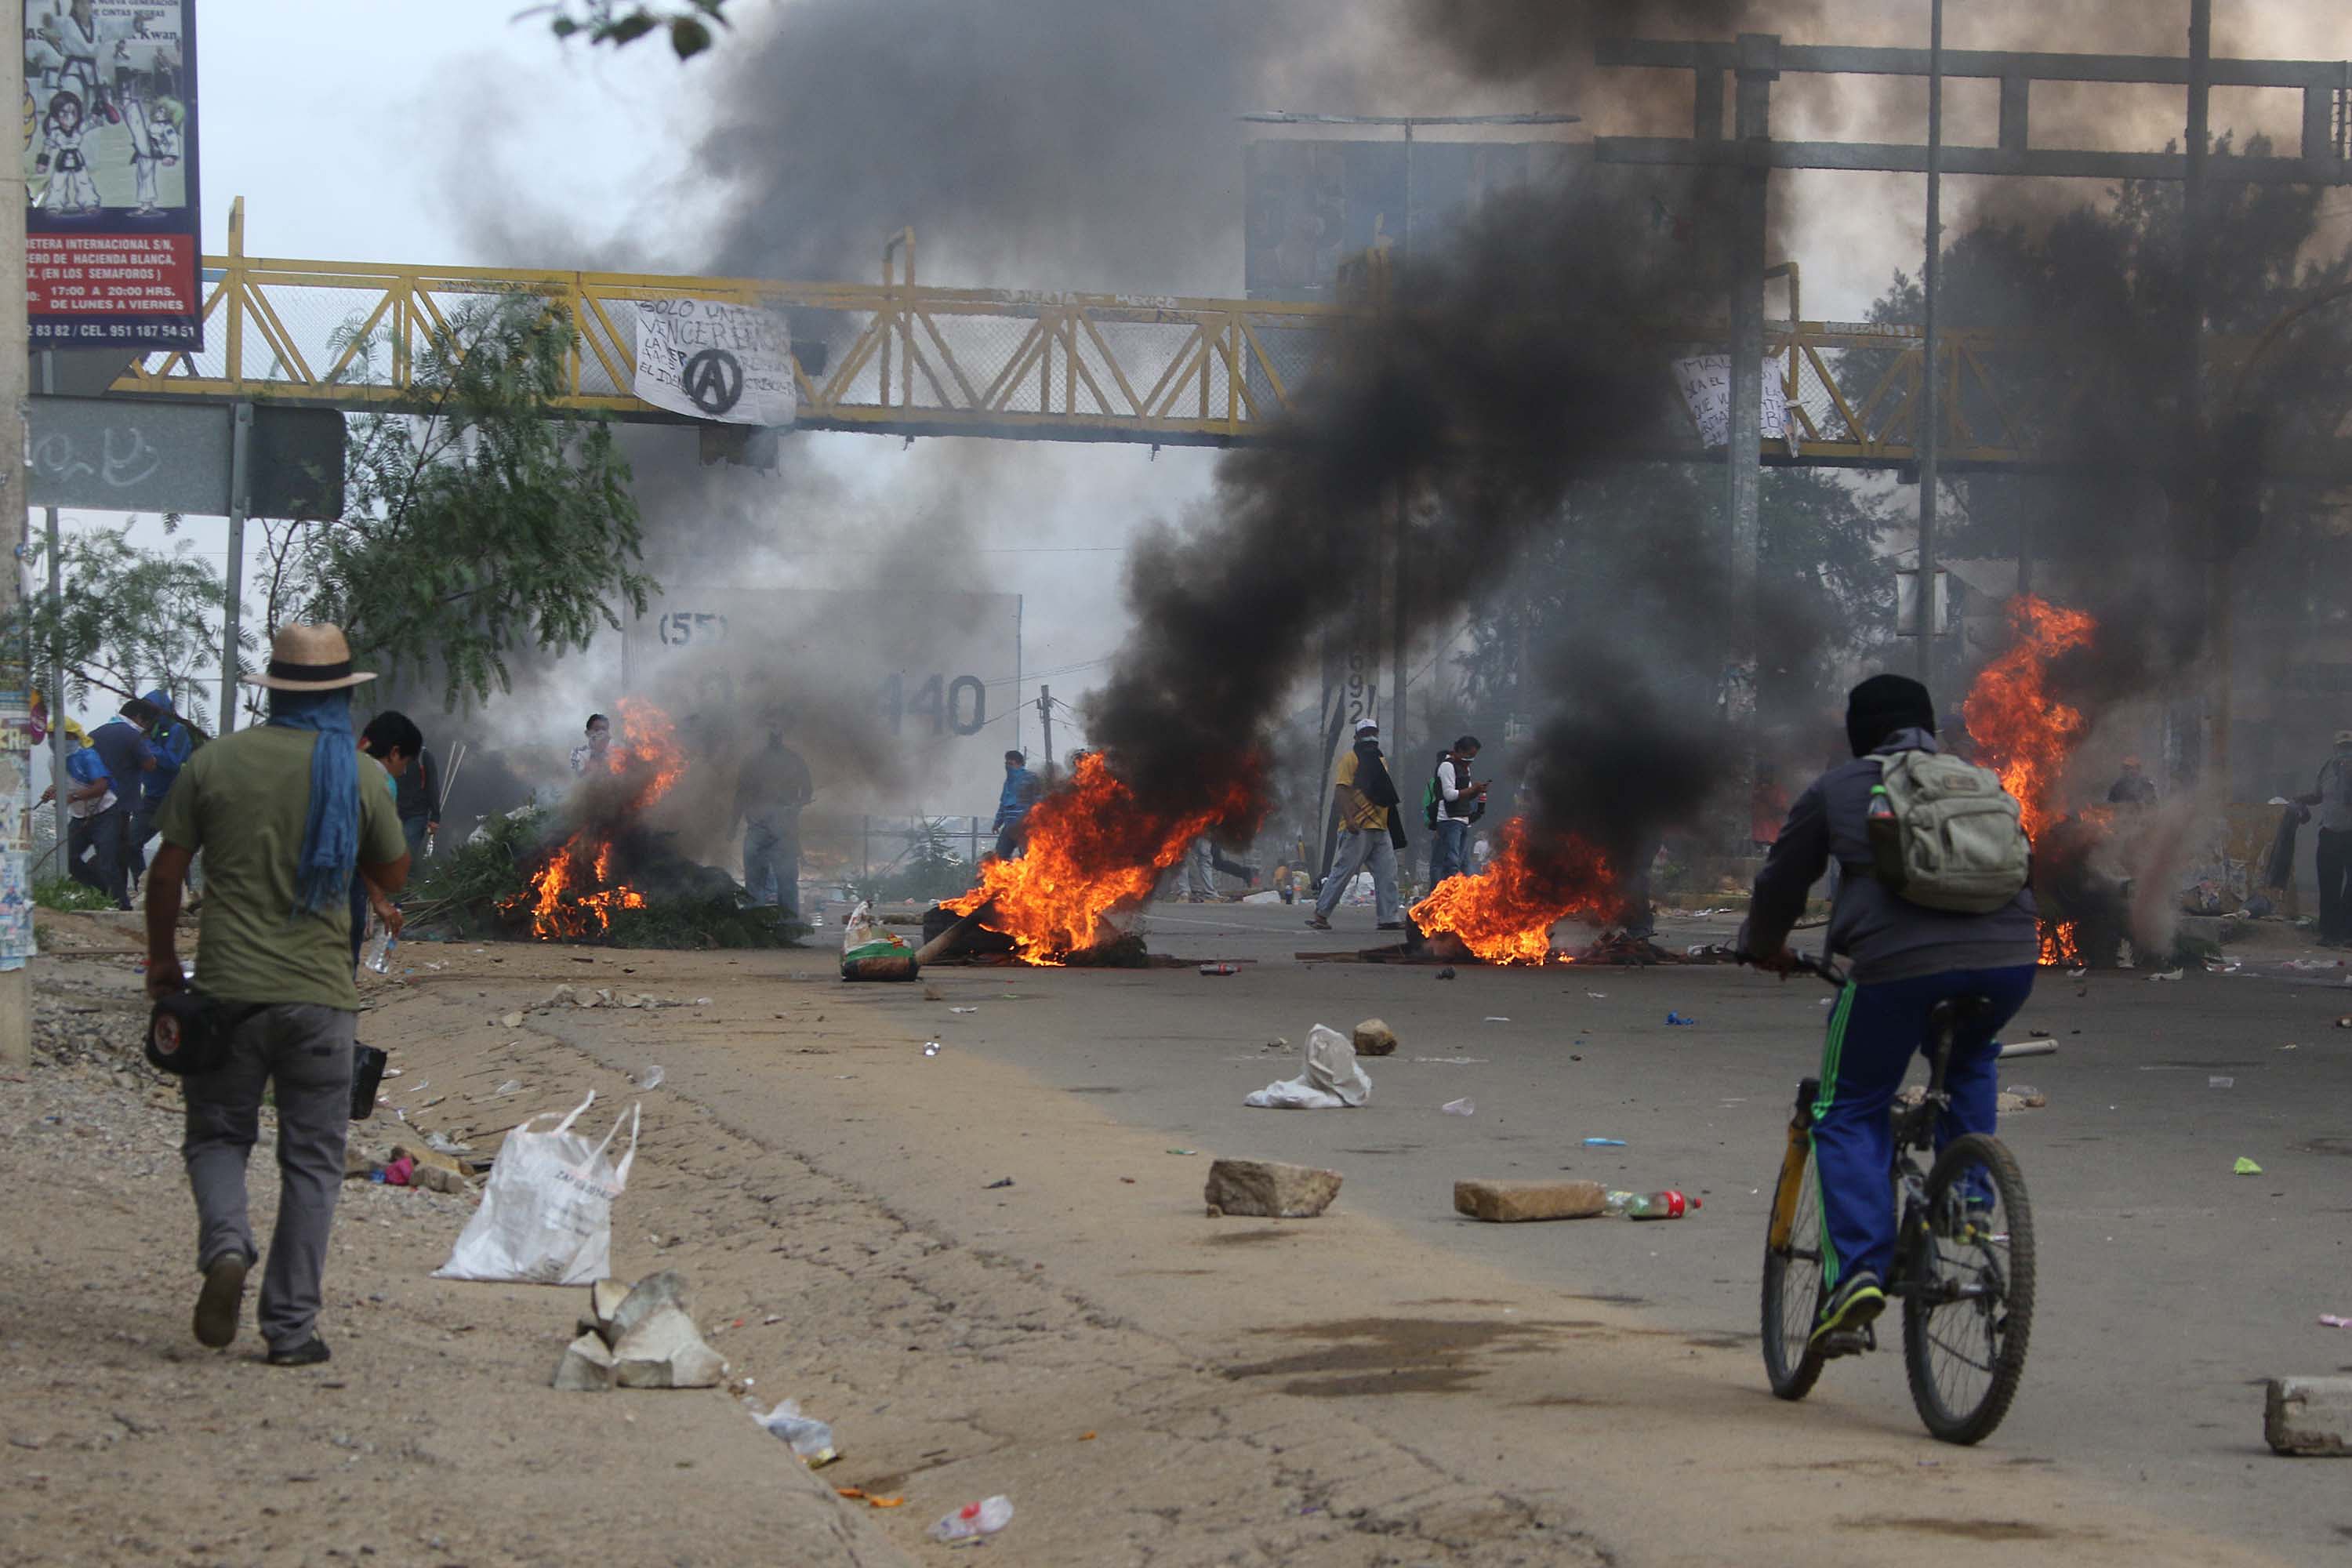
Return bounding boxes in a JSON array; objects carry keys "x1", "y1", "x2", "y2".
[{"x1": 48, "y1": 0, "x2": 2352, "y2": 779}]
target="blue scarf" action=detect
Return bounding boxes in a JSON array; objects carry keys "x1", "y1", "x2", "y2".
[{"x1": 267, "y1": 688, "x2": 360, "y2": 916}]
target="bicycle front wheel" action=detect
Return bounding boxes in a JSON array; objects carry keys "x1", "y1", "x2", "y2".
[
  {"x1": 1759, "y1": 1138, "x2": 1827, "y2": 1400},
  {"x1": 1902, "y1": 1132, "x2": 2035, "y2": 1444}
]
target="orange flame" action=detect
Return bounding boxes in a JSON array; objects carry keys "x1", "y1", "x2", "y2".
[
  {"x1": 1962, "y1": 596, "x2": 2100, "y2": 965},
  {"x1": 507, "y1": 696, "x2": 684, "y2": 940},
  {"x1": 943, "y1": 753, "x2": 1251, "y2": 964},
  {"x1": 1409, "y1": 818, "x2": 1618, "y2": 965},
  {"x1": 1961, "y1": 595, "x2": 2096, "y2": 840}
]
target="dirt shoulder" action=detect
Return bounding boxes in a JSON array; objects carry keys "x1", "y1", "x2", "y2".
[{"x1": 3, "y1": 928, "x2": 2299, "y2": 1566}]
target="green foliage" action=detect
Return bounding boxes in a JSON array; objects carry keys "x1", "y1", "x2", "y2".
[
  {"x1": 260, "y1": 295, "x2": 655, "y2": 712},
  {"x1": 604, "y1": 891, "x2": 795, "y2": 949},
  {"x1": 21, "y1": 524, "x2": 235, "y2": 728},
  {"x1": 32, "y1": 877, "x2": 112, "y2": 913},
  {"x1": 412, "y1": 806, "x2": 549, "y2": 918},
  {"x1": 533, "y1": 0, "x2": 729, "y2": 57}
]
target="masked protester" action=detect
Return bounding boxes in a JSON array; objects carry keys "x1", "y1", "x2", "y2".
[{"x1": 1306, "y1": 718, "x2": 1403, "y2": 931}]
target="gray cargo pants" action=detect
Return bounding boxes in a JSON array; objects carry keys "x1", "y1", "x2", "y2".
[{"x1": 180, "y1": 1004, "x2": 356, "y2": 1353}]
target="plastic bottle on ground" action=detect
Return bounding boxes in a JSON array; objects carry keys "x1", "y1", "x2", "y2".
[
  {"x1": 928, "y1": 1496, "x2": 1014, "y2": 1541},
  {"x1": 1603, "y1": 1189, "x2": 1698, "y2": 1221}
]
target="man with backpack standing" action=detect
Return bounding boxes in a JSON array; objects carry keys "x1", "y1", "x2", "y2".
[
  {"x1": 1738, "y1": 673, "x2": 2038, "y2": 1350},
  {"x1": 1423, "y1": 735, "x2": 1487, "y2": 888},
  {"x1": 1306, "y1": 717, "x2": 1405, "y2": 932}
]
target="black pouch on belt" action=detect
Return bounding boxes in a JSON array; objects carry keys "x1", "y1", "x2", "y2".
[
  {"x1": 350, "y1": 1044, "x2": 389, "y2": 1121},
  {"x1": 144, "y1": 991, "x2": 228, "y2": 1076}
]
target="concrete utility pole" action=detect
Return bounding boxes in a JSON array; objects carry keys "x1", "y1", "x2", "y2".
[
  {"x1": 2, "y1": 0, "x2": 30, "y2": 1074},
  {"x1": 1724, "y1": 34, "x2": 1777, "y2": 847},
  {"x1": 1915, "y1": 0, "x2": 1945, "y2": 685},
  {"x1": 1035, "y1": 685, "x2": 1054, "y2": 782},
  {"x1": 2183, "y1": 0, "x2": 2227, "y2": 791}
]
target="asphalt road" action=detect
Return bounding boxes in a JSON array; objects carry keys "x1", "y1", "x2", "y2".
[{"x1": 922, "y1": 898, "x2": 2352, "y2": 1562}]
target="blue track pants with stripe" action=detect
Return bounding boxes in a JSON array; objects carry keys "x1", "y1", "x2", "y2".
[{"x1": 1812, "y1": 964, "x2": 2035, "y2": 1288}]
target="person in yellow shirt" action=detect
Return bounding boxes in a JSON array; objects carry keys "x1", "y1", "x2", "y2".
[{"x1": 1305, "y1": 718, "x2": 1404, "y2": 931}]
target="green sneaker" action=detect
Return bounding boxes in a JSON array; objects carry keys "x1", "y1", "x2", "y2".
[{"x1": 1810, "y1": 1270, "x2": 1886, "y2": 1348}]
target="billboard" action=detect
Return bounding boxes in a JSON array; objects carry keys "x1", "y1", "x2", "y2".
[
  {"x1": 623, "y1": 587, "x2": 1023, "y2": 813},
  {"x1": 24, "y1": 0, "x2": 202, "y2": 350}
]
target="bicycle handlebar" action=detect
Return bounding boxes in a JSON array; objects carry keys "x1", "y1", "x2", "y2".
[{"x1": 1704, "y1": 943, "x2": 1849, "y2": 990}]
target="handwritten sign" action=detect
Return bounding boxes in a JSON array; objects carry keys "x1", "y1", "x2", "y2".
[
  {"x1": 633, "y1": 299, "x2": 796, "y2": 427},
  {"x1": 1673, "y1": 354, "x2": 1790, "y2": 448}
]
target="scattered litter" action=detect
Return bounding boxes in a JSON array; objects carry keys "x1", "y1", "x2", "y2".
[
  {"x1": 695, "y1": 997, "x2": 711, "y2": 1006},
  {"x1": 382, "y1": 1067, "x2": 403, "y2": 1079},
  {"x1": 751, "y1": 1398, "x2": 838, "y2": 1465},
  {"x1": 2320, "y1": 1315, "x2": 2351, "y2": 1329},
  {"x1": 2148, "y1": 969, "x2": 2185, "y2": 982},
  {"x1": 1413, "y1": 1056, "x2": 1488, "y2": 1065},
  {"x1": 1998, "y1": 1040, "x2": 2057, "y2": 1059},
  {"x1": 1436, "y1": 967, "x2": 1457, "y2": 980},
  {"x1": 2336, "y1": 1017, "x2": 2352, "y2": 1029},
  {"x1": 423, "y1": 1131, "x2": 471, "y2": 1154},
  {"x1": 1483, "y1": 1016, "x2": 1511, "y2": 1023},
  {"x1": 1584, "y1": 991, "x2": 1607, "y2": 999},
  {"x1": 1261, "y1": 1037, "x2": 1288, "y2": 1052},
  {"x1": 1820, "y1": 997, "x2": 1834, "y2": 1006},
  {"x1": 929, "y1": 1496, "x2": 1014, "y2": 1543},
  {"x1": 2234, "y1": 1156, "x2": 2264, "y2": 1175},
  {"x1": 1582, "y1": 1137, "x2": 1628, "y2": 1148},
  {"x1": 637, "y1": 1065, "x2": 665, "y2": 1091},
  {"x1": 1244, "y1": 1025, "x2": 1373, "y2": 1109},
  {"x1": 985, "y1": 1177, "x2": 1014, "y2": 1189},
  {"x1": 1665, "y1": 1012, "x2": 1697, "y2": 1026},
  {"x1": 949, "y1": 1006, "x2": 978, "y2": 1014},
  {"x1": 2283, "y1": 957, "x2": 2344, "y2": 971},
  {"x1": 2028, "y1": 1028, "x2": 2052, "y2": 1038},
  {"x1": 1200, "y1": 963, "x2": 1239, "y2": 976},
  {"x1": 1441, "y1": 1098, "x2": 1476, "y2": 1116},
  {"x1": 923, "y1": 1040, "x2": 942, "y2": 1057},
  {"x1": 2210, "y1": 1076, "x2": 2235, "y2": 1089},
  {"x1": 495, "y1": 1080, "x2": 521, "y2": 1095},
  {"x1": 2282, "y1": 1043, "x2": 2299, "y2": 1051},
  {"x1": 1166, "y1": 1149, "x2": 1198, "y2": 1156}
]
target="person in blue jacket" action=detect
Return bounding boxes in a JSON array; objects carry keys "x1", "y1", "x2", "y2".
[{"x1": 127, "y1": 687, "x2": 196, "y2": 891}]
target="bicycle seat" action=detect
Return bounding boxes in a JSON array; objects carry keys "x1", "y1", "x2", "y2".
[{"x1": 1927, "y1": 995, "x2": 1997, "y2": 1032}]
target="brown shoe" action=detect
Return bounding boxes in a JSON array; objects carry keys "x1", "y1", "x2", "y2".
[{"x1": 193, "y1": 1255, "x2": 248, "y2": 1348}]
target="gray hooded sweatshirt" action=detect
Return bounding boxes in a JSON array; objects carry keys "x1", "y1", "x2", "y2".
[{"x1": 1738, "y1": 727, "x2": 2040, "y2": 984}]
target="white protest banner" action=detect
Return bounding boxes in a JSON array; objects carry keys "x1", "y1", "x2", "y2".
[
  {"x1": 633, "y1": 299, "x2": 797, "y2": 426},
  {"x1": 1673, "y1": 354, "x2": 1789, "y2": 448}
]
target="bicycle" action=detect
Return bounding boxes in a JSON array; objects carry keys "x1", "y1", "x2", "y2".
[{"x1": 1745, "y1": 949, "x2": 2037, "y2": 1445}]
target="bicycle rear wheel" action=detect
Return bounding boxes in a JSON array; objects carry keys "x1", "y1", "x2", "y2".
[
  {"x1": 1759, "y1": 1140, "x2": 1828, "y2": 1400},
  {"x1": 1902, "y1": 1133, "x2": 2034, "y2": 1444}
]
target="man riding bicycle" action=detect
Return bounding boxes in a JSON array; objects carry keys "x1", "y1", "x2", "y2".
[{"x1": 1738, "y1": 675, "x2": 2039, "y2": 1348}]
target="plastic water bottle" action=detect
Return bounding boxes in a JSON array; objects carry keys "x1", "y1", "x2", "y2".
[
  {"x1": 927, "y1": 1496, "x2": 1014, "y2": 1542},
  {"x1": 361, "y1": 930, "x2": 397, "y2": 975},
  {"x1": 1604, "y1": 1189, "x2": 1698, "y2": 1221}
]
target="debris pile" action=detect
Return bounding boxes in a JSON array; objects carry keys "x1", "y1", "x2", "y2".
[{"x1": 554, "y1": 1269, "x2": 728, "y2": 1392}]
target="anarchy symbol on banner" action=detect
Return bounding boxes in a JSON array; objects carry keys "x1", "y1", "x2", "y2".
[{"x1": 682, "y1": 348, "x2": 744, "y2": 416}]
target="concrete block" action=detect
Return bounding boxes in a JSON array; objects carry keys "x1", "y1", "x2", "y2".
[
  {"x1": 610, "y1": 1303, "x2": 728, "y2": 1389},
  {"x1": 1454, "y1": 1178, "x2": 1608, "y2": 1223},
  {"x1": 1351, "y1": 1018, "x2": 1399, "y2": 1057},
  {"x1": 1203, "y1": 1158, "x2": 1342, "y2": 1218},
  {"x1": 552, "y1": 1330, "x2": 615, "y2": 1392},
  {"x1": 2265, "y1": 1377, "x2": 2352, "y2": 1455}
]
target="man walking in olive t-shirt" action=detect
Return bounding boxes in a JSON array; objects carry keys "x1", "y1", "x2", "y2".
[{"x1": 145, "y1": 625, "x2": 410, "y2": 1367}]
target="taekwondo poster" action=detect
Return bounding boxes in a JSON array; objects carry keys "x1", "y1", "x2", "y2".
[
  {"x1": 633, "y1": 298, "x2": 797, "y2": 427},
  {"x1": 23, "y1": 0, "x2": 203, "y2": 350}
]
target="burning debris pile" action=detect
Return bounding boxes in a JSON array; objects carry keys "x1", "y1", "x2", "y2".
[
  {"x1": 410, "y1": 697, "x2": 792, "y2": 949},
  {"x1": 939, "y1": 753, "x2": 1254, "y2": 965},
  {"x1": 1407, "y1": 822, "x2": 1620, "y2": 966}
]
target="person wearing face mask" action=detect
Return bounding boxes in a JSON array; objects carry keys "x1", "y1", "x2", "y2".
[{"x1": 1305, "y1": 717, "x2": 1405, "y2": 933}]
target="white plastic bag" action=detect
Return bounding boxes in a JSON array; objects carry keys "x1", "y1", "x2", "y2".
[
  {"x1": 751, "y1": 1398, "x2": 838, "y2": 1465},
  {"x1": 1243, "y1": 1024, "x2": 1373, "y2": 1109},
  {"x1": 434, "y1": 1091, "x2": 639, "y2": 1285}
]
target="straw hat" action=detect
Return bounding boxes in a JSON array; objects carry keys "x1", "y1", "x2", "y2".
[{"x1": 243, "y1": 623, "x2": 377, "y2": 691}]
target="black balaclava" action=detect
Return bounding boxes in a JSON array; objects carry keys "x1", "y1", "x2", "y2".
[{"x1": 1845, "y1": 673, "x2": 1937, "y2": 758}]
